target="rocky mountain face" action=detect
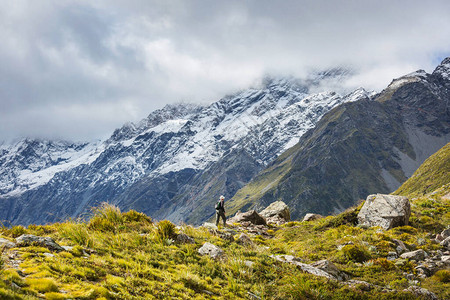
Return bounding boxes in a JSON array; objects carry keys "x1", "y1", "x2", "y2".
[
  {"x1": 0, "y1": 74, "x2": 366, "y2": 225},
  {"x1": 227, "y1": 58, "x2": 450, "y2": 221}
]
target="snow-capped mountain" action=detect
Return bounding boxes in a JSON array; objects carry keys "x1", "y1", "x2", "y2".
[{"x1": 0, "y1": 74, "x2": 372, "y2": 225}]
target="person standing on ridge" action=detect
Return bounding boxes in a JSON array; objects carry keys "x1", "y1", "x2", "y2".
[{"x1": 215, "y1": 195, "x2": 226, "y2": 227}]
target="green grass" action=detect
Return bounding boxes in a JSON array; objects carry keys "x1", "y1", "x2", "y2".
[{"x1": 0, "y1": 179, "x2": 449, "y2": 300}]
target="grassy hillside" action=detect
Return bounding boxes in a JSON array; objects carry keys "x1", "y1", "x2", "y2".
[
  {"x1": 394, "y1": 143, "x2": 450, "y2": 197},
  {"x1": 1, "y1": 197, "x2": 449, "y2": 299},
  {"x1": 1, "y1": 145, "x2": 449, "y2": 299}
]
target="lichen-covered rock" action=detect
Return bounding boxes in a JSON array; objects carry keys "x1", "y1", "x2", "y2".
[
  {"x1": 270, "y1": 255, "x2": 335, "y2": 280},
  {"x1": 302, "y1": 213, "x2": 322, "y2": 222},
  {"x1": 404, "y1": 286, "x2": 438, "y2": 300},
  {"x1": 440, "y1": 236, "x2": 450, "y2": 250},
  {"x1": 0, "y1": 237, "x2": 16, "y2": 249},
  {"x1": 198, "y1": 242, "x2": 224, "y2": 260},
  {"x1": 311, "y1": 259, "x2": 349, "y2": 281},
  {"x1": 15, "y1": 234, "x2": 64, "y2": 252},
  {"x1": 400, "y1": 249, "x2": 426, "y2": 261},
  {"x1": 176, "y1": 233, "x2": 195, "y2": 244},
  {"x1": 357, "y1": 194, "x2": 410, "y2": 230},
  {"x1": 237, "y1": 233, "x2": 253, "y2": 246},
  {"x1": 259, "y1": 201, "x2": 290, "y2": 225},
  {"x1": 228, "y1": 210, "x2": 267, "y2": 226}
]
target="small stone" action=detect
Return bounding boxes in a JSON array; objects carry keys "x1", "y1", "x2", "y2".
[
  {"x1": 440, "y1": 236, "x2": 450, "y2": 250},
  {"x1": 441, "y1": 228, "x2": 450, "y2": 239},
  {"x1": 417, "y1": 238, "x2": 426, "y2": 246},
  {"x1": 15, "y1": 234, "x2": 64, "y2": 252},
  {"x1": 61, "y1": 246, "x2": 74, "y2": 251},
  {"x1": 237, "y1": 233, "x2": 253, "y2": 246},
  {"x1": 198, "y1": 242, "x2": 224, "y2": 260},
  {"x1": 311, "y1": 259, "x2": 349, "y2": 281},
  {"x1": 392, "y1": 239, "x2": 408, "y2": 254},
  {"x1": 176, "y1": 233, "x2": 195, "y2": 244},
  {"x1": 202, "y1": 223, "x2": 218, "y2": 230},
  {"x1": 302, "y1": 213, "x2": 322, "y2": 222},
  {"x1": 404, "y1": 286, "x2": 438, "y2": 299},
  {"x1": 43, "y1": 253, "x2": 55, "y2": 258},
  {"x1": 441, "y1": 255, "x2": 450, "y2": 263},
  {"x1": 0, "y1": 237, "x2": 16, "y2": 249},
  {"x1": 244, "y1": 260, "x2": 255, "y2": 268},
  {"x1": 387, "y1": 251, "x2": 398, "y2": 260},
  {"x1": 400, "y1": 249, "x2": 426, "y2": 261}
]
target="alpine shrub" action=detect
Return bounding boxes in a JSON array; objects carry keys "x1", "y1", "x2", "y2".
[{"x1": 157, "y1": 220, "x2": 176, "y2": 241}]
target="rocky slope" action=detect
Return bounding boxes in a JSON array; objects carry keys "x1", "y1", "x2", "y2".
[
  {"x1": 227, "y1": 58, "x2": 450, "y2": 221},
  {"x1": 0, "y1": 74, "x2": 366, "y2": 225}
]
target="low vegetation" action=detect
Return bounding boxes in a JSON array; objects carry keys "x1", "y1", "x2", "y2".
[{"x1": 0, "y1": 144, "x2": 449, "y2": 299}]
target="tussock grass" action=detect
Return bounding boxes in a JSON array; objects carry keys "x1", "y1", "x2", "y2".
[{"x1": 0, "y1": 197, "x2": 448, "y2": 299}]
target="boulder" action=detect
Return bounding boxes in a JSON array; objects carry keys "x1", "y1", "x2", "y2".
[
  {"x1": 15, "y1": 234, "x2": 64, "y2": 252},
  {"x1": 311, "y1": 259, "x2": 349, "y2": 281},
  {"x1": 302, "y1": 213, "x2": 323, "y2": 222},
  {"x1": 259, "y1": 201, "x2": 290, "y2": 224},
  {"x1": 357, "y1": 194, "x2": 410, "y2": 230},
  {"x1": 0, "y1": 237, "x2": 16, "y2": 249},
  {"x1": 228, "y1": 210, "x2": 267, "y2": 226},
  {"x1": 198, "y1": 242, "x2": 224, "y2": 260},
  {"x1": 400, "y1": 249, "x2": 426, "y2": 261},
  {"x1": 176, "y1": 233, "x2": 195, "y2": 244}
]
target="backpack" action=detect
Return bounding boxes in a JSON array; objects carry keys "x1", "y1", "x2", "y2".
[{"x1": 215, "y1": 200, "x2": 222, "y2": 210}]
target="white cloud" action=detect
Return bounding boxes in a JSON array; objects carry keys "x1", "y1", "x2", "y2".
[{"x1": 1, "y1": 0, "x2": 450, "y2": 141}]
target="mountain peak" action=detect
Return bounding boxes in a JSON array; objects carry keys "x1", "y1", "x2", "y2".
[{"x1": 432, "y1": 57, "x2": 450, "y2": 80}]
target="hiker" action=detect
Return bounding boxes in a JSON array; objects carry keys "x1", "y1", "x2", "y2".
[{"x1": 215, "y1": 195, "x2": 226, "y2": 226}]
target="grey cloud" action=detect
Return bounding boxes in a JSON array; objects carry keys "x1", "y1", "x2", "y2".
[{"x1": 1, "y1": 0, "x2": 450, "y2": 141}]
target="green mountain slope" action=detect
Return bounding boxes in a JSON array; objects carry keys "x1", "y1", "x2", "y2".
[
  {"x1": 227, "y1": 60, "x2": 450, "y2": 220},
  {"x1": 394, "y1": 142, "x2": 450, "y2": 197}
]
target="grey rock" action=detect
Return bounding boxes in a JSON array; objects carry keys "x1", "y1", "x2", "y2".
[
  {"x1": 440, "y1": 236, "x2": 450, "y2": 249},
  {"x1": 357, "y1": 194, "x2": 411, "y2": 230},
  {"x1": 228, "y1": 210, "x2": 267, "y2": 226},
  {"x1": 260, "y1": 201, "x2": 290, "y2": 225},
  {"x1": 244, "y1": 260, "x2": 255, "y2": 268},
  {"x1": 43, "y1": 253, "x2": 55, "y2": 258},
  {"x1": 0, "y1": 237, "x2": 16, "y2": 249},
  {"x1": 417, "y1": 238, "x2": 426, "y2": 246},
  {"x1": 270, "y1": 255, "x2": 335, "y2": 280},
  {"x1": 344, "y1": 280, "x2": 374, "y2": 291},
  {"x1": 441, "y1": 228, "x2": 450, "y2": 239},
  {"x1": 176, "y1": 233, "x2": 195, "y2": 244},
  {"x1": 404, "y1": 286, "x2": 438, "y2": 300},
  {"x1": 392, "y1": 239, "x2": 408, "y2": 254},
  {"x1": 387, "y1": 251, "x2": 398, "y2": 260},
  {"x1": 202, "y1": 222, "x2": 218, "y2": 230},
  {"x1": 15, "y1": 234, "x2": 64, "y2": 252},
  {"x1": 237, "y1": 233, "x2": 253, "y2": 246},
  {"x1": 198, "y1": 242, "x2": 224, "y2": 260},
  {"x1": 302, "y1": 213, "x2": 323, "y2": 222},
  {"x1": 400, "y1": 249, "x2": 426, "y2": 261},
  {"x1": 311, "y1": 259, "x2": 349, "y2": 281},
  {"x1": 61, "y1": 246, "x2": 74, "y2": 251},
  {"x1": 441, "y1": 255, "x2": 450, "y2": 263}
]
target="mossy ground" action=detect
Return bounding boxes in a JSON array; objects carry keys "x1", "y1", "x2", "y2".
[{"x1": 0, "y1": 193, "x2": 448, "y2": 300}]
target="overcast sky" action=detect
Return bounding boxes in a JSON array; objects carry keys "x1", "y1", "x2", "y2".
[{"x1": 1, "y1": 0, "x2": 450, "y2": 142}]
